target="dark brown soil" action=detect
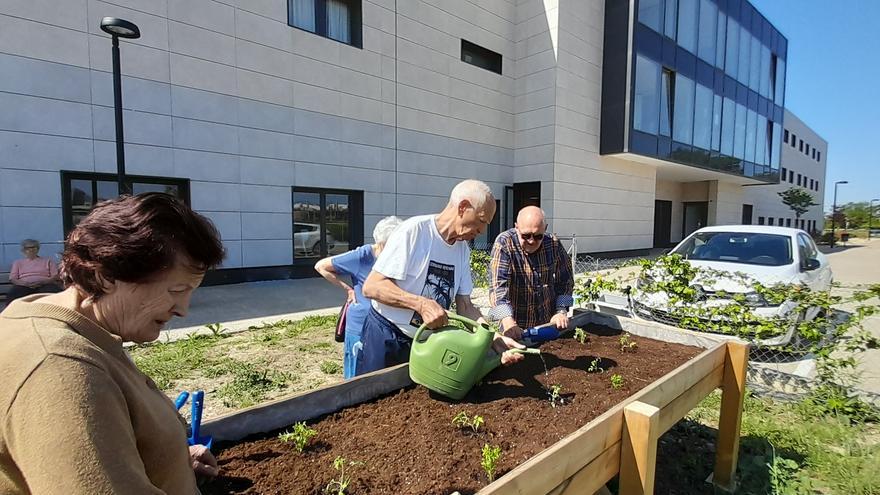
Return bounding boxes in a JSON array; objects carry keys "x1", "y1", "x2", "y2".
[{"x1": 202, "y1": 325, "x2": 702, "y2": 495}]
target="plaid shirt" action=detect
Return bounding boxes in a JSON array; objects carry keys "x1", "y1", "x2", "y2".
[{"x1": 489, "y1": 229, "x2": 574, "y2": 329}]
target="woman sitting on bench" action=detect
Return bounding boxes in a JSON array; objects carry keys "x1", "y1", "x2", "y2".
[{"x1": 8, "y1": 239, "x2": 62, "y2": 302}]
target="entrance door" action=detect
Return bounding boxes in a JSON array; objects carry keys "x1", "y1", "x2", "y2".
[
  {"x1": 512, "y1": 182, "x2": 541, "y2": 214},
  {"x1": 682, "y1": 201, "x2": 708, "y2": 237},
  {"x1": 653, "y1": 200, "x2": 672, "y2": 247},
  {"x1": 742, "y1": 204, "x2": 753, "y2": 225}
]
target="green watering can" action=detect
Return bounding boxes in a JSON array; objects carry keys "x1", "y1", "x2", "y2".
[{"x1": 409, "y1": 312, "x2": 540, "y2": 400}]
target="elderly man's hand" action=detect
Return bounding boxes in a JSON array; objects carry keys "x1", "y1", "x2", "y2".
[
  {"x1": 418, "y1": 298, "x2": 448, "y2": 329},
  {"x1": 550, "y1": 312, "x2": 569, "y2": 330},
  {"x1": 492, "y1": 333, "x2": 526, "y2": 365},
  {"x1": 189, "y1": 444, "x2": 219, "y2": 479}
]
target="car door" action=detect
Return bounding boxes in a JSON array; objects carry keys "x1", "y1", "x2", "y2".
[
  {"x1": 796, "y1": 233, "x2": 828, "y2": 291},
  {"x1": 807, "y1": 235, "x2": 833, "y2": 290}
]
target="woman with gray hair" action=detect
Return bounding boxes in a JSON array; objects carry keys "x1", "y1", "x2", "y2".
[
  {"x1": 315, "y1": 215, "x2": 402, "y2": 378},
  {"x1": 7, "y1": 239, "x2": 62, "y2": 302}
]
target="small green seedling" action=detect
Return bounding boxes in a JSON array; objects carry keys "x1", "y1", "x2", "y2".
[
  {"x1": 481, "y1": 444, "x2": 502, "y2": 483},
  {"x1": 324, "y1": 456, "x2": 360, "y2": 495},
  {"x1": 619, "y1": 333, "x2": 638, "y2": 353},
  {"x1": 587, "y1": 357, "x2": 604, "y2": 373},
  {"x1": 549, "y1": 384, "x2": 564, "y2": 408},
  {"x1": 573, "y1": 327, "x2": 588, "y2": 344},
  {"x1": 205, "y1": 322, "x2": 227, "y2": 337},
  {"x1": 610, "y1": 374, "x2": 624, "y2": 389},
  {"x1": 452, "y1": 411, "x2": 484, "y2": 433},
  {"x1": 278, "y1": 422, "x2": 318, "y2": 453}
]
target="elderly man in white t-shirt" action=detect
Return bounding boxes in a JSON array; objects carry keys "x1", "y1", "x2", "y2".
[{"x1": 360, "y1": 179, "x2": 525, "y2": 375}]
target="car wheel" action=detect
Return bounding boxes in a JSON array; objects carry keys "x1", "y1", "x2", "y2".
[{"x1": 310, "y1": 241, "x2": 323, "y2": 255}]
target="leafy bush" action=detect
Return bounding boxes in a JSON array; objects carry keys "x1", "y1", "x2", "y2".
[{"x1": 470, "y1": 249, "x2": 492, "y2": 288}]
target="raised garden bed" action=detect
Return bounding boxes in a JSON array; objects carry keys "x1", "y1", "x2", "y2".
[{"x1": 202, "y1": 311, "x2": 748, "y2": 495}]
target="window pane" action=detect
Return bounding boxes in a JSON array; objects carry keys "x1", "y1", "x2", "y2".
[
  {"x1": 673, "y1": 74, "x2": 695, "y2": 144},
  {"x1": 293, "y1": 191, "x2": 322, "y2": 259},
  {"x1": 697, "y1": 0, "x2": 717, "y2": 64},
  {"x1": 711, "y1": 94, "x2": 722, "y2": 151},
  {"x1": 325, "y1": 193, "x2": 350, "y2": 255},
  {"x1": 774, "y1": 58, "x2": 786, "y2": 103},
  {"x1": 745, "y1": 109, "x2": 757, "y2": 163},
  {"x1": 96, "y1": 181, "x2": 117, "y2": 202},
  {"x1": 665, "y1": 0, "x2": 678, "y2": 38},
  {"x1": 693, "y1": 83, "x2": 713, "y2": 150},
  {"x1": 725, "y1": 18, "x2": 739, "y2": 77},
  {"x1": 749, "y1": 35, "x2": 761, "y2": 90},
  {"x1": 737, "y1": 25, "x2": 750, "y2": 83},
  {"x1": 733, "y1": 103, "x2": 747, "y2": 159},
  {"x1": 770, "y1": 121, "x2": 781, "y2": 167},
  {"x1": 132, "y1": 183, "x2": 180, "y2": 198},
  {"x1": 660, "y1": 69, "x2": 674, "y2": 136},
  {"x1": 755, "y1": 114, "x2": 767, "y2": 165},
  {"x1": 715, "y1": 11, "x2": 726, "y2": 68},
  {"x1": 759, "y1": 45, "x2": 771, "y2": 97},
  {"x1": 290, "y1": 0, "x2": 316, "y2": 32},
  {"x1": 721, "y1": 97, "x2": 735, "y2": 155},
  {"x1": 326, "y1": 0, "x2": 351, "y2": 43},
  {"x1": 633, "y1": 55, "x2": 660, "y2": 134},
  {"x1": 677, "y1": 0, "x2": 698, "y2": 54},
  {"x1": 70, "y1": 179, "x2": 93, "y2": 228},
  {"x1": 639, "y1": 0, "x2": 663, "y2": 32}
]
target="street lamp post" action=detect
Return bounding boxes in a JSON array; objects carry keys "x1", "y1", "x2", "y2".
[
  {"x1": 870, "y1": 198, "x2": 880, "y2": 239},
  {"x1": 100, "y1": 17, "x2": 140, "y2": 196},
  {"x1": 830, "y1": 180, "x2": 848, "y2": 248}
]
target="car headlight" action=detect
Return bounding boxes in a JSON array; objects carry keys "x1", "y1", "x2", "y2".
[{"x1": 743, "y1": 292, "x2": 769, "y2": 307}]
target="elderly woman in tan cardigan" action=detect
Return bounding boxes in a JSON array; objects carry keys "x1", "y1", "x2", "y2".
[{"x1": 0, "y1": 193, "x2": 225, "y2": 494}]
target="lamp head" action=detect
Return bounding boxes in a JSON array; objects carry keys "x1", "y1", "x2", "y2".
[{"x1": 100, "y1": 17, "x2": 140, "y2": 39}]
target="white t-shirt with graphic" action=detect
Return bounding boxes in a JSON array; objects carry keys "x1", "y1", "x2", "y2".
[{"x1": 371, "y1": 214, "x2": 473, "y2": 337}]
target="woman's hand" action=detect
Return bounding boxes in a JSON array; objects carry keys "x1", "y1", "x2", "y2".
[{"x1": 189, "y1": 444, "x2": 219, "y2": 479}]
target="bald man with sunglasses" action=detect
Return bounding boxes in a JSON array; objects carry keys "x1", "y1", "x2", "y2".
[{"x1": 488, "y1": 206, "x2": 574, "y2": 340}]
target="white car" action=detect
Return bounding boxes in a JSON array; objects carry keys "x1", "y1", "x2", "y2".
[
  {"x1": 293, "y1": 223, "x2": 336, "y2": 256},
  {"x1": 631, "y1": 225, "x2": 833, "y2": 347}
]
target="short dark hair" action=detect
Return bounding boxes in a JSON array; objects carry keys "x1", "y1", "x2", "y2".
[{"x1": 62, "y1": 193, "x2": 225, "y2": 299}]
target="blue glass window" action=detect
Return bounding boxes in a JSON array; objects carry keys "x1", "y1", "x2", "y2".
[
  {"x1": 716, "y1": 11, "x2": 726, "y2": 69},
  {"x1": 759, "y1": 45, "x2": 771, "y2": 98},
  {"x1": 749, "y1": 35, "x2": 761, "y2": 90},
  {"x1": 697, "y1": 0, "x2": 717, "y2": 64},
  {"x1": 721, "y1": 97, "x2": 735, "y2": 155},
  {"x1": 711, "y1": 94, "x2": 722, "y2": 151},
  {"x1": 673, "y1": 74, "x2": 695, "y2": 144},
  {"x1": 774, "y1": 57, "x2": 786, "y2": 103},
  {"x1": 639, "y1": 0, "x2": 663, "y2": 32},
  {"x1": 734, "y1": 103, "x2": 747, "y2": 159},
  {"x1": 745, "y1": 108, "x2": 757, "y2": 163},
  {"x1": 737, "y1": 25, "x2": 750, "y2": 84},
  {"x1": 660, "y1": 68, "x2": 674, "y2": 136},
  {"x1": 755, "y1": 114, "x2": 767, "y2": 165},
  {"x1": 665, "y1": 0, "x2": 678, "y2": 38},
  {"x1": 771, "y1": 122, "x2": 781, "y2": 167},
  {"x1": 677, "y1": 0, "x2": 698, "y2": 54},
  {"x1": 634, "y1": 55, "x2": 661, "y2": 134},
  {"x1": 693, "y1": 83, "x2": 713, "y2": 150},
  {"x1": 725, "y1": 18, "x2": 739, "y2": 77}
]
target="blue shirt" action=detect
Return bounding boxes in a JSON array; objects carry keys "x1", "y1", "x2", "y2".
[{"x1": 330, "y1": 244, "x2": 376, "y2": 337}]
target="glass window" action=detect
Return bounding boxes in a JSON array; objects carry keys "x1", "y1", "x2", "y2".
[
  {"x1": 721, "y1": 97, "x2": 735, "y2": 155},
  {"x1": 326, "y1": 0, "x2": 351, "y2": 43},
  {"x1": 677, "y1": 0, "x2": 698, "y2": 54},
  {"x1": 759, "y1": 45, "x2": 771, "y2": 97},
  {"x1": 817, "y1": 151, "x2": 821, "y2": 162},
  {"x1": 789, "y1": 170, "x2": 794, "y2": 182},
  {"x1": 711, "y1": 94, "x2": 722, "y2": 151},
  {"x1": 639, "y1": 0, "x2": 663, "y2": 32},
  {"x1": 737, "y1": 25, "x2": 750, "y2": 84},
  {"x1": 784, "y1": 128, "x2": 789, "y2": 143},
  {"x1": 665, "y1": 0, "x2": 678, "y2": 38},
  {"x1": 725, "y1": 18, "x2": 739, "y2": 77},
  {"x1": 461, "y1": 40, "x2": 503, "y2": 74},
  {"x1": 634, "y1": 55, "x2": 661, "y2": 134},
  {"x1": 771, "y1": 122, "x2": 781, "y2": 167},
  {"x1": 673, "y1": 74, "x2": 695, "y2": 144},
  {"x1": 715, "y1": 11, "x2": 726, "y2": 69},
  {"x1": 290, "y1": 0, "x2": 316, "y2": 31},
  {"x1": 774, "y1": 57, "x2": 786, "y2": 103},
  {"x1": 755, "y1": 114, "x2": 767, "y2": 165},
  {"x1": 790, "y1": 132, "x2": 797, "y2": 148},
  {"x1": 758, "y1": 217, "x2": 764, "y2": 225},
  {"x1": 697, "y1": 0, "x2": 717, "y2": 64},
  {"x1": 293, "y1": 188, "x2": 361, "y2": 260},
  {"x1": 674, "y1": 231, "x2": 793, "y2": 266},
  {"x1": 693, "y1": 83, "x2": 713, "y2": 150},
  {"x1": 293, "y1": 191, "x2": 323, "y2": 259},
  {"x1": 325, "y1": 193, "x2": 350, "y2": 255},
  {"x1": 745, "y1": 109, "x2": 757, "y2": 163},
  {"x1": 288, "y1": 0, "x2": 362, "y2": 48},
  {"x1": 749, "y1": 35, "x2": 761, "y2": 90},
  {"x1": 660, "y1": 68, "x2": 674, "y2": 136},
  {"x1": 733, "y1": 103, "x2": 747, "y2": 159}
]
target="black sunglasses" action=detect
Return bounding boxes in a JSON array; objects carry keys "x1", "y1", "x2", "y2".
[{"x1": 520, "y1": 232, "x2": 543, "y2": 241}]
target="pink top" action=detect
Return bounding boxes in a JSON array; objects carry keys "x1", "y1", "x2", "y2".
[{"x1": 10, "y1": 257, "x2": 58, "y2": 285}]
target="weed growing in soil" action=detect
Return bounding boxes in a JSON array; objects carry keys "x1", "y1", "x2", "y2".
[
  {"x1": 216, "y1": 361, "x2": 291, "y2": 408},
  {"x1": 549, "y1": 384, "x2": 564, "y2": 407},
  {"x1": 573, "y1": 327, "x2": 588, "y2": 344},
  {"x1": 480, "y1": 444, "x2": 502, "y2": 483},
  {"x1": 618, "y1": 334, "x2": 637, "y2": 353},
  {"x1": 205, "y1": 323, "x2": 228, "y2": 337},
  {"x1": 320, "y1": 361, "x2": 342, "y2": 375},
  {"x1": 131, "y1": 333, "x2": 225, "y2": 390},
  {"x1": 610, "y1": 374, "x2": 624, "y2": 389},
  {"x1": 452, "y1": 411, "x2": 484, "y2": 433},
  {"x1": 324, "y1": 456, "x2": 360, "y2": 495},
  {"x1": 587, "y1": 357, "x2": 604, "y2": 373},
  {"x1": 278, "y1": 422, "x2": 318, "y2": 453}
]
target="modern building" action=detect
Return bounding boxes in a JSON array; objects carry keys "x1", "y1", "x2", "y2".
[{"x1": 0, "y1": 0, "x2": 813, "y2": 285}]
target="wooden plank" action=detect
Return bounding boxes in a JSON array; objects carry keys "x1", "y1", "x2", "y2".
[
  {"x1": 619, "y1": 402, "x2": 661, "y2": 495},
  {"x1": 713, "y1": 342, "x2": 749, "y2": 491},
  {"x1": 548, "y1": 443, "x2": 621, "y2": 495},
  {"x1": 657, "y1": 364, "x2": 724, "y2": 434},
  {"x1": 202, "y1": 364, "x2": 412, "y2": 442},
  {"x1": 479, "y1": 343, "x2": 726, "y2": 495}
]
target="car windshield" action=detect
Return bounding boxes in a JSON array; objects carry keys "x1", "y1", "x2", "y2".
[{"x1": 673, "y1": 232, "x2": 793, "y2": 266}]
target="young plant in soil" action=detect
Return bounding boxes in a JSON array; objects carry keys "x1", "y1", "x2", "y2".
[
  {"x1": 324, "y1": 456, "x2": 360, "y2": 495},
  {"x1": 610, "y1": 374, "x2": 625, "y2": 389},
  {"x1": 587, "y1": 357, "x2": 604, "y2": 373},
  {"x1": 480, "y1": 444, "x2": 502, "y2": 483},
  {"x1": 451, "y1": 411, "x2": 484, "y2": 433},
  {"x1": 619, "y1": 333, "x2": 638, "y2": 353},
  {"x1": 278, "y1": 421, "x2": 317, "y2": 453},
  {"x1": 573, "y1": 327, "x2": 588, "y2": 344},
  {"x1": 548, "y1": 384, "x2": 564, "y2": 408}
]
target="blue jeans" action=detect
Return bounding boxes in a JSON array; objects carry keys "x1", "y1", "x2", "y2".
[
  {"x1": 355, "y1": 308, "x2": 412, "y2": 375},
  {"x1": 343, "y1": 325, "x2": 362, "y2": 379}
]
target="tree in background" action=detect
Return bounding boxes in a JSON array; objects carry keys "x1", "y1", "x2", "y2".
[{"x1": 778, "y1": 187, "x2": 819, "y2": 220}]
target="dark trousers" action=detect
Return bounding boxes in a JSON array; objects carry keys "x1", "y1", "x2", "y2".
[
  {"x1": 7, "y1": 283, "x2": 62, "y2": 302},
  {"x1": 356, "y1": 307, "x2": 412, "y2": 375}
]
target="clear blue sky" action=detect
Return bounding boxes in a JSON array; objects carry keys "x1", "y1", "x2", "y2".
[{"x1": 751, "y1": 0, "x2": 879, "y2": 209}]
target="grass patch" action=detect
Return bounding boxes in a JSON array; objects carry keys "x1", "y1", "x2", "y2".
[
  {"x1": 131, "y1": 332, "x2": 226, "y2": 390},
  {"x1": 215, "y1": 360, "x2": 293, "y2": 408},
  {"x1": 320, "y1": 360, "x2": 343, "y2": 375}
]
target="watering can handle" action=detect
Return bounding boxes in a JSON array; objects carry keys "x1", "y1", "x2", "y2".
[{"x1": 413, "y1": 311, "x2": 486, "y2": 342}]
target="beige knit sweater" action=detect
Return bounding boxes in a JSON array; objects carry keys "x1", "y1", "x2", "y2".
[{"x1": 0, "y1": 296, "x2": 199, "y2": 494}]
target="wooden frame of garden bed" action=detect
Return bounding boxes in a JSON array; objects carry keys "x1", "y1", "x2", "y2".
[{"x1": 202, "y1": 311, "x2": 748, "y2": 495}]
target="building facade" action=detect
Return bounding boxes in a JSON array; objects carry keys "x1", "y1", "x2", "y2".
[{"x1": 0, "y1": 0, "x2": 820, "y2": 283}]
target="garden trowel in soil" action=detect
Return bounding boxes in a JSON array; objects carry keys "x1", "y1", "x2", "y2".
[{"x1": 409, "y1": 312, "x2": 540, "y2": 400}]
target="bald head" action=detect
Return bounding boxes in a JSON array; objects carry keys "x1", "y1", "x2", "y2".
[
  {"x1": 515, "y1": 206, "x2": 547, "y2": 253},
  {"x1": 516, "y1": 206, "x2": 545, "y2": 227}
]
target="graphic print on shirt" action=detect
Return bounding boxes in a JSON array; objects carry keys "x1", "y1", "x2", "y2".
[{"x1": 410, "y1": 260, "x2": 455, "y2": 327}]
